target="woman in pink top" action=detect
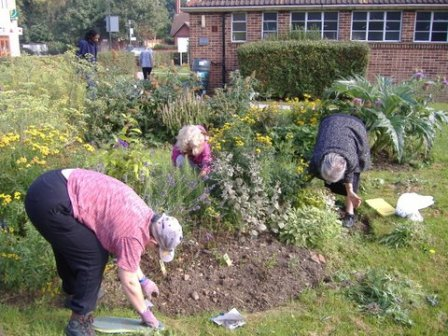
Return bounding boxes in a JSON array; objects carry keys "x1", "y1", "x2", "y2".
[
  {"x1": 171, "y1": 125, "x2": 212, "y2": 177},
  {"x1": 25, "y1": 169, "x2": 183, "y2": 336}
]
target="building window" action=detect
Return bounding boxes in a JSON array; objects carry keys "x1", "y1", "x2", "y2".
[
  {"x1": 415, "y1": 12, "x2": 448, "y2": 42},
  {"x1": 263, "y1": 12, "x2": 278, "y2": 39},
  {"x1": 0, "y1": 0, "x2": 8, "y2": 9},
  {"x1": 291, "y1": 12, "x2": 338, "y2": 39},
  {"x1": 232, "y1": 13, "x2": 247, "y2": 42},
  {"x1": 351, "y1": 11, "x2": 401, "y2": 41}
]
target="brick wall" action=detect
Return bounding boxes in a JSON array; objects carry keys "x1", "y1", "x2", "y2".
[{"x1": 189, "y1": 10, "x2": 448, "y2": 95}]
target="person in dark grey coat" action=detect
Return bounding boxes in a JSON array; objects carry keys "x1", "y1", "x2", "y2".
[{"x1": 309, "y1": 113, "x2": 370, "y2": 227}]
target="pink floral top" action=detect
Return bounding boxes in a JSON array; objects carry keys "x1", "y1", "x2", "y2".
[{"x1": 171, "y1": 142, "x2": 213, "y2": 175}]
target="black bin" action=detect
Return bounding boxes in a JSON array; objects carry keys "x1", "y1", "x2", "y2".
[{"x1": 192, "y1": 59, "x2": 211, "y2": 95}]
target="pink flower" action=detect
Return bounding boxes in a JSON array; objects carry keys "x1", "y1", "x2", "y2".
[
  {"x1": 352, "y1": 98, "x2": 363, "y2": 106},
  {"x1": 442, "y1": 77, "x2": 448, "y2": 86},
  {"x1": 413, "y1": 69, "x2": 425, "y2": 80}
]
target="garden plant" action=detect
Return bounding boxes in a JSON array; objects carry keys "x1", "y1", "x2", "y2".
[{"x1": 0, "y1": 52, "x2": 448, "y2": 336}]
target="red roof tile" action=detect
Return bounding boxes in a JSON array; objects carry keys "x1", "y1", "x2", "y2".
[{"x1": 184, "y1": 0, "x2": 448, "y2": 9}]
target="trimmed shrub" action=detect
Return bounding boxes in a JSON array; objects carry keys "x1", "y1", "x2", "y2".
[{"x1": 237, "y1": 40, "x2": 369, "y2": 98}]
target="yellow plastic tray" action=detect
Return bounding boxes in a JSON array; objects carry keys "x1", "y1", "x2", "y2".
[{"x1": 365, "y1": 198, "x2": 396, "y2": 216}]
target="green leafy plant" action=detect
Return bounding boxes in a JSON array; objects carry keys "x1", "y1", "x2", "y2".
[
  {"x1": 379, "y1": 222, "x2": 424, "y2": 248},
  {"x1": 275, "y1": 206, "x2": 342, "y2": 250},
  {"x1": 159, "y1": 89, "x2": 211, "y2": 137},
  {"x1": 207, "y1": 71, "x2": 259, "y2": 127},
  {"x1": 325, "y1": 74, "x2": 448, "y2": 163},
  {"x1": 347, "y1": 269, "x2": 425, "y2": 326},
  {"x1": 209, "y1": 152, "x2": 284, "y2": 236},
  {"x1": 277, "y1": 206, "x2": 342, "y2": 251},
  {"x1": 0, "y1": 223, "x2": 56, "y2": 292}
]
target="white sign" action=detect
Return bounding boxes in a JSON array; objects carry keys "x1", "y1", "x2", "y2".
[
  {"x1": 177, "y1": 37, "x2": 189, "y2": 53},
  {"x1": 0, "y1": 27, "x2": 23, "y2": 35},
  {"x1": 106, "y1": 15, "x2": 119, "y2": 33}
]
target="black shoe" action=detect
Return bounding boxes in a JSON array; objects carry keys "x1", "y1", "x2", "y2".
[
  {"x1": 65, "y1": 313, "x2": 95, "y2": 336},
  {"x1": 343, "y1": 214, "x2": 355, "y2": 228}
]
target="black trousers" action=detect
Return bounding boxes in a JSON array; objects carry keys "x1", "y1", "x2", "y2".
[
  {"x1": 24, "y1": 170, "x2": 109, "y2": 315},
  {"x1": 142, "y1": 67, "x2": 152, "y2": 80},
  {"x1": 324, "y1": 173, "x2": 361, "y2": 196}
]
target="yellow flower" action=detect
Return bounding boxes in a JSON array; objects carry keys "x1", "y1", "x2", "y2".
[
  {"x1": 0, "y1": 252, "x2": 20, "y2": 260},
  {"x1": 75, "y1": 137, "x2": 84, "y2": 143},
  {"x1": 255, "y1": 133, "x2": 272, "y2": 146},
  {"x1": 83, "y1": 144, "x2": 95, "y2": 152},
  {"x1": 285, "y1": 132, "x2": 294, "y2": 141},
  {"x1": 0, "y1": 193, "x2": 12, "y2": 205},
  {"x1": 16, "y1": 157, "x2": 27, "y2": 164},
  {"x1": 255, "y1": 148, "x2": 261, "y2": 154},
  {"x1": 296, "y1": 120, "x2": 305, "y2": 126},
  {"x1": 429, "y1": 249, "x2": 436, "y2": 254},
  {"x1": 14, "y1": 192, "x2": 21, "y2": 200}
]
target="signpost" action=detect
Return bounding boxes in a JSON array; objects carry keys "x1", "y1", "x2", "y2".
[{"x1": 177, "y1": 37, "x2": 188, "y2": 65}]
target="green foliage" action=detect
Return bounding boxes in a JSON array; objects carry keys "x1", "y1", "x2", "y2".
[
  {"x1": 0, "y1": 223, "x2": 56, "y2": 292},
  {"x1": 209, "y1": 99, "x2": 319, "y2": 202},
  {"x1": 159, "y1": 89, "x2": 211, "y2": 138},
  {"x1": 87, "y1": 126, "x2": 153, "y2": 196},
  {"x1": 237, "y1": 40, "x2": 369, "y2": 98},
  {"x1": 378, "y1": 222, "x2": 425, "y2": 248},
  {"x1": 268, "y1": 27, "x2": 322, "y2": 41},
  {"x1": 277, "y1": 206, "x2": 342, "y2": 251},
  {"x1": 141, "y1": 152, "x2": 211, "y2": 229},
  {"x1": 209, "y1": 152, "x2": 284, "y2": 236},
  {"x1": 207, "y1": 71, "x2": 259, "y2": 126},
  {"x1": 324, "y1": 74, "x2": 448, "y2": 162},
  {"x1": 347, "y1": 269, "x2": 425, "y2": 326},
  {"x1": 83, "y1": 74, "x2": 145, "y2": 144},
  {"x1": 98, "y1": 51, "x2": 137, "y2": 76},
  {"x1": 295, "y1": 188, "x2": 336, "y2": 210}
]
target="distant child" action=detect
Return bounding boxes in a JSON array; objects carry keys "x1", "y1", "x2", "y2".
[{"x1": 171, "y1": 125, "x2": 212, "y2": 177}]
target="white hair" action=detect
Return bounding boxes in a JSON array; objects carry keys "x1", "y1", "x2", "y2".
[
  {"x1": 321, "y1": 153, "x2": 346, "y2": 183},
  {"x1": 175, "y1": 125, "x2": 207, "y2": 156}
]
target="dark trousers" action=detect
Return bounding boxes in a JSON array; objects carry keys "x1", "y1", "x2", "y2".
[
  {"x1": 325, "y1": 173, "x2": 361, "y2": 196},
  {"x1": 24, "y1": 170, "x2": 109, "y2": 315},
  {"x1": 142, "y1": 67, "x2": 152, "y2": 80}
]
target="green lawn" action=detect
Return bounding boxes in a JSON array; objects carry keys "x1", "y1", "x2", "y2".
[{"x1": 1, "y1": 105, "x2": 447, "y2": 336}]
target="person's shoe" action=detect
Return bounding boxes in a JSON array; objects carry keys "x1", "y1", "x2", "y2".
[
  {"x1": 343, "y1": 213, "x2": 356, "y2": 228},
  {"x1": 65, "y1": 312, "x2": 95, "y2": 336}
]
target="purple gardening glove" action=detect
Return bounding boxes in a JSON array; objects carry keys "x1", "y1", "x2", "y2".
[
  {"x1": 140, "y1": 277, "x2": 159, "y2": 298},
  {"x1": 140, "y1": 309, "x2": 160, "y2": 328}
]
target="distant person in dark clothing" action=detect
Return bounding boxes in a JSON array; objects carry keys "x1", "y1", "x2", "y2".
[
  {"x1": 309, "y1": 114, "x2": 371, "y2": 228},
  {"x1": 76, "y1": 29, "x2": 100, "y2": 62},
  {"x1": 139, "y1": 46, "x2": 154, "y2": 80},
  {"x1": 76, "y1": 29, "x2": 100, "y2": 96}
]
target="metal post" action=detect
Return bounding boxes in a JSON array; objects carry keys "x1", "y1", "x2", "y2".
[{"x1": 108, "y1": 0, "x2": 112, "y2": 50}]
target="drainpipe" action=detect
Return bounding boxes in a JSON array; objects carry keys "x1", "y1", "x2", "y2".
[{"x1": 222, "y1": 13, "x2": 226, "y2": 87}]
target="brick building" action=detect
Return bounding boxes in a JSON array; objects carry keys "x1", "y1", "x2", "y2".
[{"x1": 182, "y1": 0, "x2": 448, "y2": 93}]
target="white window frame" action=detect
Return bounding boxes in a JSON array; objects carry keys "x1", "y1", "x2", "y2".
[
  {"x1": 0, "y1": 0, "x2": 8, "y2": 9},
  {"x1": 290, "y1": 11, "x2": 339, "y2": 40},
  {"x1": 351, "y1": 11, "x2": 402, "y2": 42},
  {"x1": 262, "y1": 12, "x2": 278, "y2": 39},
  {"x1": 232, "y1": 12, "x2": 247, "y2": 42},
  {"x1": 414, "y1": 11, "x2": 448, "y2": 43}
]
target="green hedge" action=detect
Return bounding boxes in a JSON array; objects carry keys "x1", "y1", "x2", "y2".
[
  {"x1": 237, "y1": 40, "x2": 369, "y2": 98},
  {"x1": 98, "y1": 51, "x2": 137, "y2": 76}
]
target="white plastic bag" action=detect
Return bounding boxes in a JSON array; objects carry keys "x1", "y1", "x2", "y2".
[{"x1": 395, "y1": 192, "x2": 434, "y2": 222}]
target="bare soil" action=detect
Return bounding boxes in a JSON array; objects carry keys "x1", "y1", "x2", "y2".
[{"x1": 100, "y1": 229, "x2": 326, "y2": 316}]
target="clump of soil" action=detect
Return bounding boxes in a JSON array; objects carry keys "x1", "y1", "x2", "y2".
[{"x1": 100, "y1": 230, "x2": 326, "y2": 316}]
